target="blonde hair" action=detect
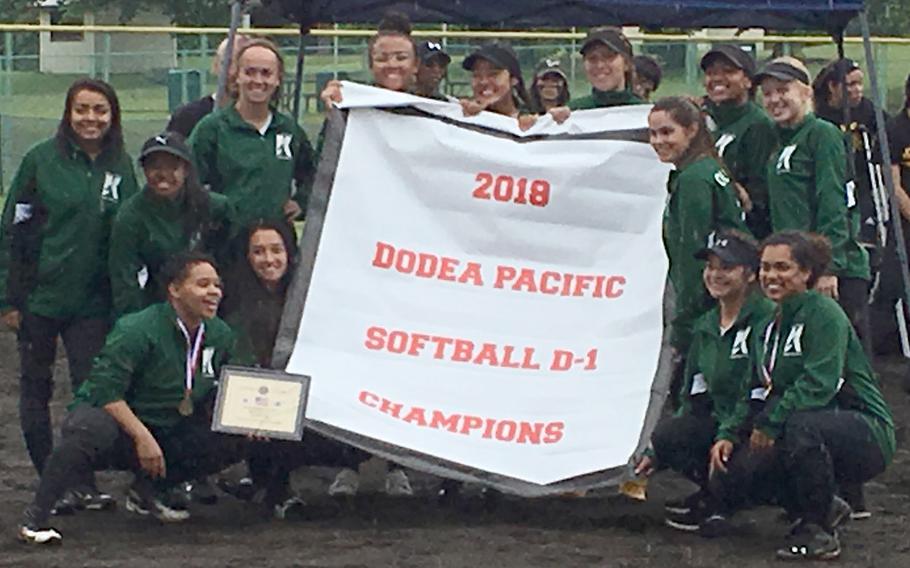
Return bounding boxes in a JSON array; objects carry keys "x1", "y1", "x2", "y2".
[{"x1": 767, "y1": 56, "x2": 814, "y2": 112}]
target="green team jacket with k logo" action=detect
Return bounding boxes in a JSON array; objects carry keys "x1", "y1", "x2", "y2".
[
  {"x1": 0, "y1": 137, "x2": 138, "y2": 318},
  {"x1": 750, "y1": 290, "x2": 894, "y2": 463},
  {"x1": 678, "y1": 291, "x2": 775, "y2": 444},
  {"x1": 190, "y1": 105, "x2": 315, "y2": 235},
  {"x1": 73, "y1": 302, "x2": 242, "y2": 429},
  {"x1": 766, "y1": 113, "x2": 870, "y2": 280}
]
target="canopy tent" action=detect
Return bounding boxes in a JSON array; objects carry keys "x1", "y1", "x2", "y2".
[
  {"x1": 225, "y1": 0, "x2": 910, "y2": 493},
  {"x1": 264, "y1": 0, "x2": 863, "y2": 31}
]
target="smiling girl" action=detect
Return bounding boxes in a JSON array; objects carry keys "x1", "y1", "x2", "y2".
[
  {"x1": 460, "y1": 42, "x2": 532, "y2": 119},
  {"x1": 757, "y1": 57, "x2": 871, "y2": 353},
  {"x1": 0, "y1": 79, "x2": 138, "y2": 506},
  {"x1": 649, "y1": 97, "x2": 749, "y2": 358}
]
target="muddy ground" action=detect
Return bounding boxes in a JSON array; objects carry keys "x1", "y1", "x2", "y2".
[{"x1": 1, "y1": 328, "x2": 909, "y2": 568}]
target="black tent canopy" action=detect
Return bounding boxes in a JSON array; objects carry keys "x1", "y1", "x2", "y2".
[{"x1": 266, "y1": 0, "x2": 862, "y2": 31}]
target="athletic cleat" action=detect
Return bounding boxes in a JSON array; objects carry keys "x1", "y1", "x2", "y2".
[
  {"x1": 384, "y1": 468, "x2": 414, "y2": 497},
  {"x1": 183, "y1": 478, "x2": 218, "y2": 505},
  {"x1": 273, "y1": 496, "x2": 306, "y2": 520},
  {"x1": 217, "y1": 477, "x2": 257, "y2": 502},
  {"x1": 665, "y1": 504, "x2": 729, "y2": 537},
  {"x1": 840, "y1": 483, "x2": 872, "y2": 520},
  {"x1": 664, "y1": 490, "x2": 706, "y2": 516},
  {"x1": 18, "y1": 524, "x2": 62, "y2": 545},
  {"x1": 125, "y1": 488, "x2": 190, "y2": 523},
  {"x1": 776, "y1": 521, "x2": 840, "y2": 561},
  {"x1": 50, "y1": 487, "x2": 115, "y2": 515},
  {"x1": 827, "y1": 495, "x2": 853, "y2": 529},
  {"x1": 328, "y1": 468, "x2": 359, "y2": 497}
]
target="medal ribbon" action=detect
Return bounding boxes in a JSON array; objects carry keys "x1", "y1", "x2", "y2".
[
  {"x1": 760, "y1": 316, "x2": 781, "y2": 393},
  {"x1": 177, "y1": 319, "x2": 205, "y2": 394}
]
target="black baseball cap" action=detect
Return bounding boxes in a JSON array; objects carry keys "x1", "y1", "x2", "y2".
[
  {"x1": 755, "y1": 60, "x2": 810, "y2": 85},
  {"x1": 463, "y1": 42, "x2": 522, "y2": 80},
  {"x1": 695, "y1": 231, "x2": 760, "y2": 270},
  {"x1": 700, "y1": 45, "x2": 757, "y2": 78},
  {"x1": 417, "y1": 40, "x2": 451, "y2": 65},
  {"x1": 139, "y1": 131, "x2": 192, "y2": 164},
  {"x1": 535, "y1": 58, "x2": 567, "y2": 81},
  {"x1": 580, "y1": 27, "x2": 633, "y2": 58}
]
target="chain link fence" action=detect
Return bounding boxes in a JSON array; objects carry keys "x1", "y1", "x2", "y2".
[{"x1": 1, "y1": 29, "x2": 909, "y2": 192}]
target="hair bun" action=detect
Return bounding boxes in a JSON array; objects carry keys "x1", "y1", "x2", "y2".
[{"x1": 378, "y1": 11, "x2": 412, "y2": 35}]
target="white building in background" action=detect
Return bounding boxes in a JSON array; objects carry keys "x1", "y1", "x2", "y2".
[{"x1": 37, "y1": 0, "x2": 176, "y2": 74}]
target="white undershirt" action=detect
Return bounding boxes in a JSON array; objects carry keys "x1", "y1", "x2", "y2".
[{"x1": 257, "y1": 112, "x2": 273, "y2": 136}]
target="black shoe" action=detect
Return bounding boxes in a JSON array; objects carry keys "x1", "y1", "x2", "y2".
[
  {"x1": 51, "y1": 487, "x2": 115, "y2": 515},
  {"x1": 827, "y1": 495, "x2": 852, "y2": 529},
  {"x1": 664, "y1": 490, "x2": 706, "y2": 516},
  {"x1": 776, "y1": 521, "x2": 840, "y2": 561},
  {"x1": 217, "y1": 477, "x2": 257, "y2": 502},
  {"x1": 839, "y1": 483, "x2": 871, "y2": 520},
  {"x1": 184, "y1": 477, "x2": 218, "y2": 505},
  {"x1": 665, "y1": 508, "x2": 730, "y2": 538},
  {"x1": 273, "y1": 496, "x2": 306, "y2": 520},
  {"x1": 125, "y1": 480, "x2": 190, "y2": 523},
  {"x1": 18, "y1": 506, "x2": 62, "y2": 545}
]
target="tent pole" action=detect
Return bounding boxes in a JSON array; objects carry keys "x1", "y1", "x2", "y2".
[
  {"x1": 292, "y1": 21, "x2": 310, "y2": 122},
  {"x1": 215, "y1": 0, "x2": 244, "y2": 107},
  {"x1": 859, "y1": 9, "x2": 910, "y2": 341}
]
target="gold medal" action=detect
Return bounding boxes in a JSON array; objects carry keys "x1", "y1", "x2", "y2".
[{"x1": 178, "y1": 391, "x2": 194, "y2": 417}]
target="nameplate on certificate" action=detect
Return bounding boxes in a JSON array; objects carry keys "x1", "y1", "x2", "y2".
[{"x1": 211, "y1": 366, "x2": 310, "y2": 441}]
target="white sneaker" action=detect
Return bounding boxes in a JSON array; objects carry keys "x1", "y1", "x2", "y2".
[
  {"x1": 18, "y1": 525, "x2": 62, "y2": 545},
  {"x1": 384, "y1": 469, "x2": 413, "y2": 497},
  {"x1": 328, "y1": 468, "x2": 360, "y2": 497}
]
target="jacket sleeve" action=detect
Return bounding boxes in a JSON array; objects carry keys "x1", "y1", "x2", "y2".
[
  {"x1": 739, "y1": 119, "x2": 777, "y2": 205},
  {"x1": 77, "y1": 318, "x2": 149, "y2": 408},
  {"x1": 812, "y1": 125, "x2": 851, "y2": 276},
  {"x1": 189, "y1": 117, "x2": 222, "y2": 194},
  {"x1": 755, "y1": 305, "x2": 847, "y2": 439},
  {"x1": 292, "y1": 122, "x2": 316, "y2": 212},
  {"x1": 108, "y1": 206, "x2": 146, "y2": 317},
  {"x1": 0, "y1": 149, "x2": 39, "y2": 312},
  {"x1": 675, "y1": 332, "x2": 702, "y2": 417},
  {"x1": 714, "y1": 176, "x2": 750, "y2": 236},
  {"x1": 714, "y1": 363, "x2": 755, "y2": 444}
]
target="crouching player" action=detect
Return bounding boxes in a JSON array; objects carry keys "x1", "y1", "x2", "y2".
[
  {"x1": 635, "y1": 231, "x2": 774, "y2": 535},
  {"x1": 19, "y1": 252, "x2": 245, "y2": 544}
]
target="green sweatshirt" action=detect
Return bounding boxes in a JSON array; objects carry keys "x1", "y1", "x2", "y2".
[
  {"x1": 109, "y1": 187, "x2": 231, "y2": 316},
  {"x1": 706, "y1": 100, "x2": 777, "y2": 211},
  {"x1": 73, "y1": 302, "x2": 238, "y2": 429},
  {"x1": 766, "y1": 114, "x2": 870, "y2": 280},
  {"x1": 568, "y1": 87, "x2": 643, "y2": 110},
  {"x1": 679, "y1": 291, "x2": 776, "y2": 443},
  {"x1": 664, "y1": 155, "x2": 749, "y2": 351},
  {"x1": 753, "y1": 290, "x2": 894, "y2": 462},
  {"x1": 189, "y1": 105, "x2": 315, "y2": 234},
  {"x1": 0, "y1": 138, "x2": 138, "y2": 318}
]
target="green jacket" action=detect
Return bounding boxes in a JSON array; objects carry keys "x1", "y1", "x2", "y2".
[
  {"x1": 679, "y1": 291, "x2": 776, "y2": 443},
  {"x1": 189, "y1": 105, "x2": 315, "y2": 234},
  {"x1": 663, "y1": 155, "x2": 749, "y2": 351},
  {"x1": 706, "y1": 100, "x2": 777, "y2": 210},
  {"x1": 568, "y1": 88, "x2": 643, "y2": 110},
  {"x1": 0, "y1": 138, "x2": 138, "y2": 318},
  {"x1": 766, "y1": 114, "x2": 870, "y2": 280},
  {"x1": 109, "y1": 187, "x2": 231, "y2": 316},
  {"x1": 752, "y1": 290, "x2": 894, "y2": 462},
  {"x1": 73, "y1": 302, "x2": 239, "y2": 429}
]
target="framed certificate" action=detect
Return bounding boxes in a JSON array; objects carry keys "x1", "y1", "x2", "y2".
[{"x1": 211, "y1": 366, "x2": 310, "y2": 441}]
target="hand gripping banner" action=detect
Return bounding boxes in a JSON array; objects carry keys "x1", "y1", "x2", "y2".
[{"x1": 273, "y1": 83, "x2": 673, "y2": 495}]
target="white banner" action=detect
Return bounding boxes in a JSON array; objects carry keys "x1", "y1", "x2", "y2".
[{"x1": 286, "y1": 85, "x2": 671, "y2": 484}]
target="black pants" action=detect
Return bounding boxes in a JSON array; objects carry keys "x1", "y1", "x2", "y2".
[
  {"x1": 246, "y1": 432, "x2": 367, "y2": 505},
  {"x1": 18, "y1": 312, "x2": 108, "y2": 473},
  {"x1": 30, "y1": 404, "x2": 246, "y2": 526},
  {"x1": 652, "y1": 402, "x2": 773, "y2": 513},
  {"x1": 838, "y1": 277, "x2": 873, "y2": 357},
  {"x1": 778, "y1": 409, "x2": 887, "y2": 527}
]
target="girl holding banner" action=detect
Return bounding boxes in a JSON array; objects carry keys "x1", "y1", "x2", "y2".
[{"x1": 460, "y1": 42, "x2": 533, "y2": 118}]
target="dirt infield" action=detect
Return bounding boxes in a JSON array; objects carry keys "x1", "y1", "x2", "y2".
[{"x1": 1, "y1": 328, "x2": 909, "y2": 568}]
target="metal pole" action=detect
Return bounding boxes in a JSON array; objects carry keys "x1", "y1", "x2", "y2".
[
  {"x1": 860, "y1": 10, "x2": 910, "y2": 340},
  {"x1": 333, "y1": 23, "x2": 339, "y2": 80},
  {"x1": 215, "y1": 0, "x2": 243, "y2": 107},
  {"x1": 292, "y1": 22, "x2": 308, "y2": 122},
  {"x1": 102, "y1": 32, "x2": 110, "y2": 83},
  {"x1": 3, "y1": 32, "x2": 12, "y2": 96}
]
